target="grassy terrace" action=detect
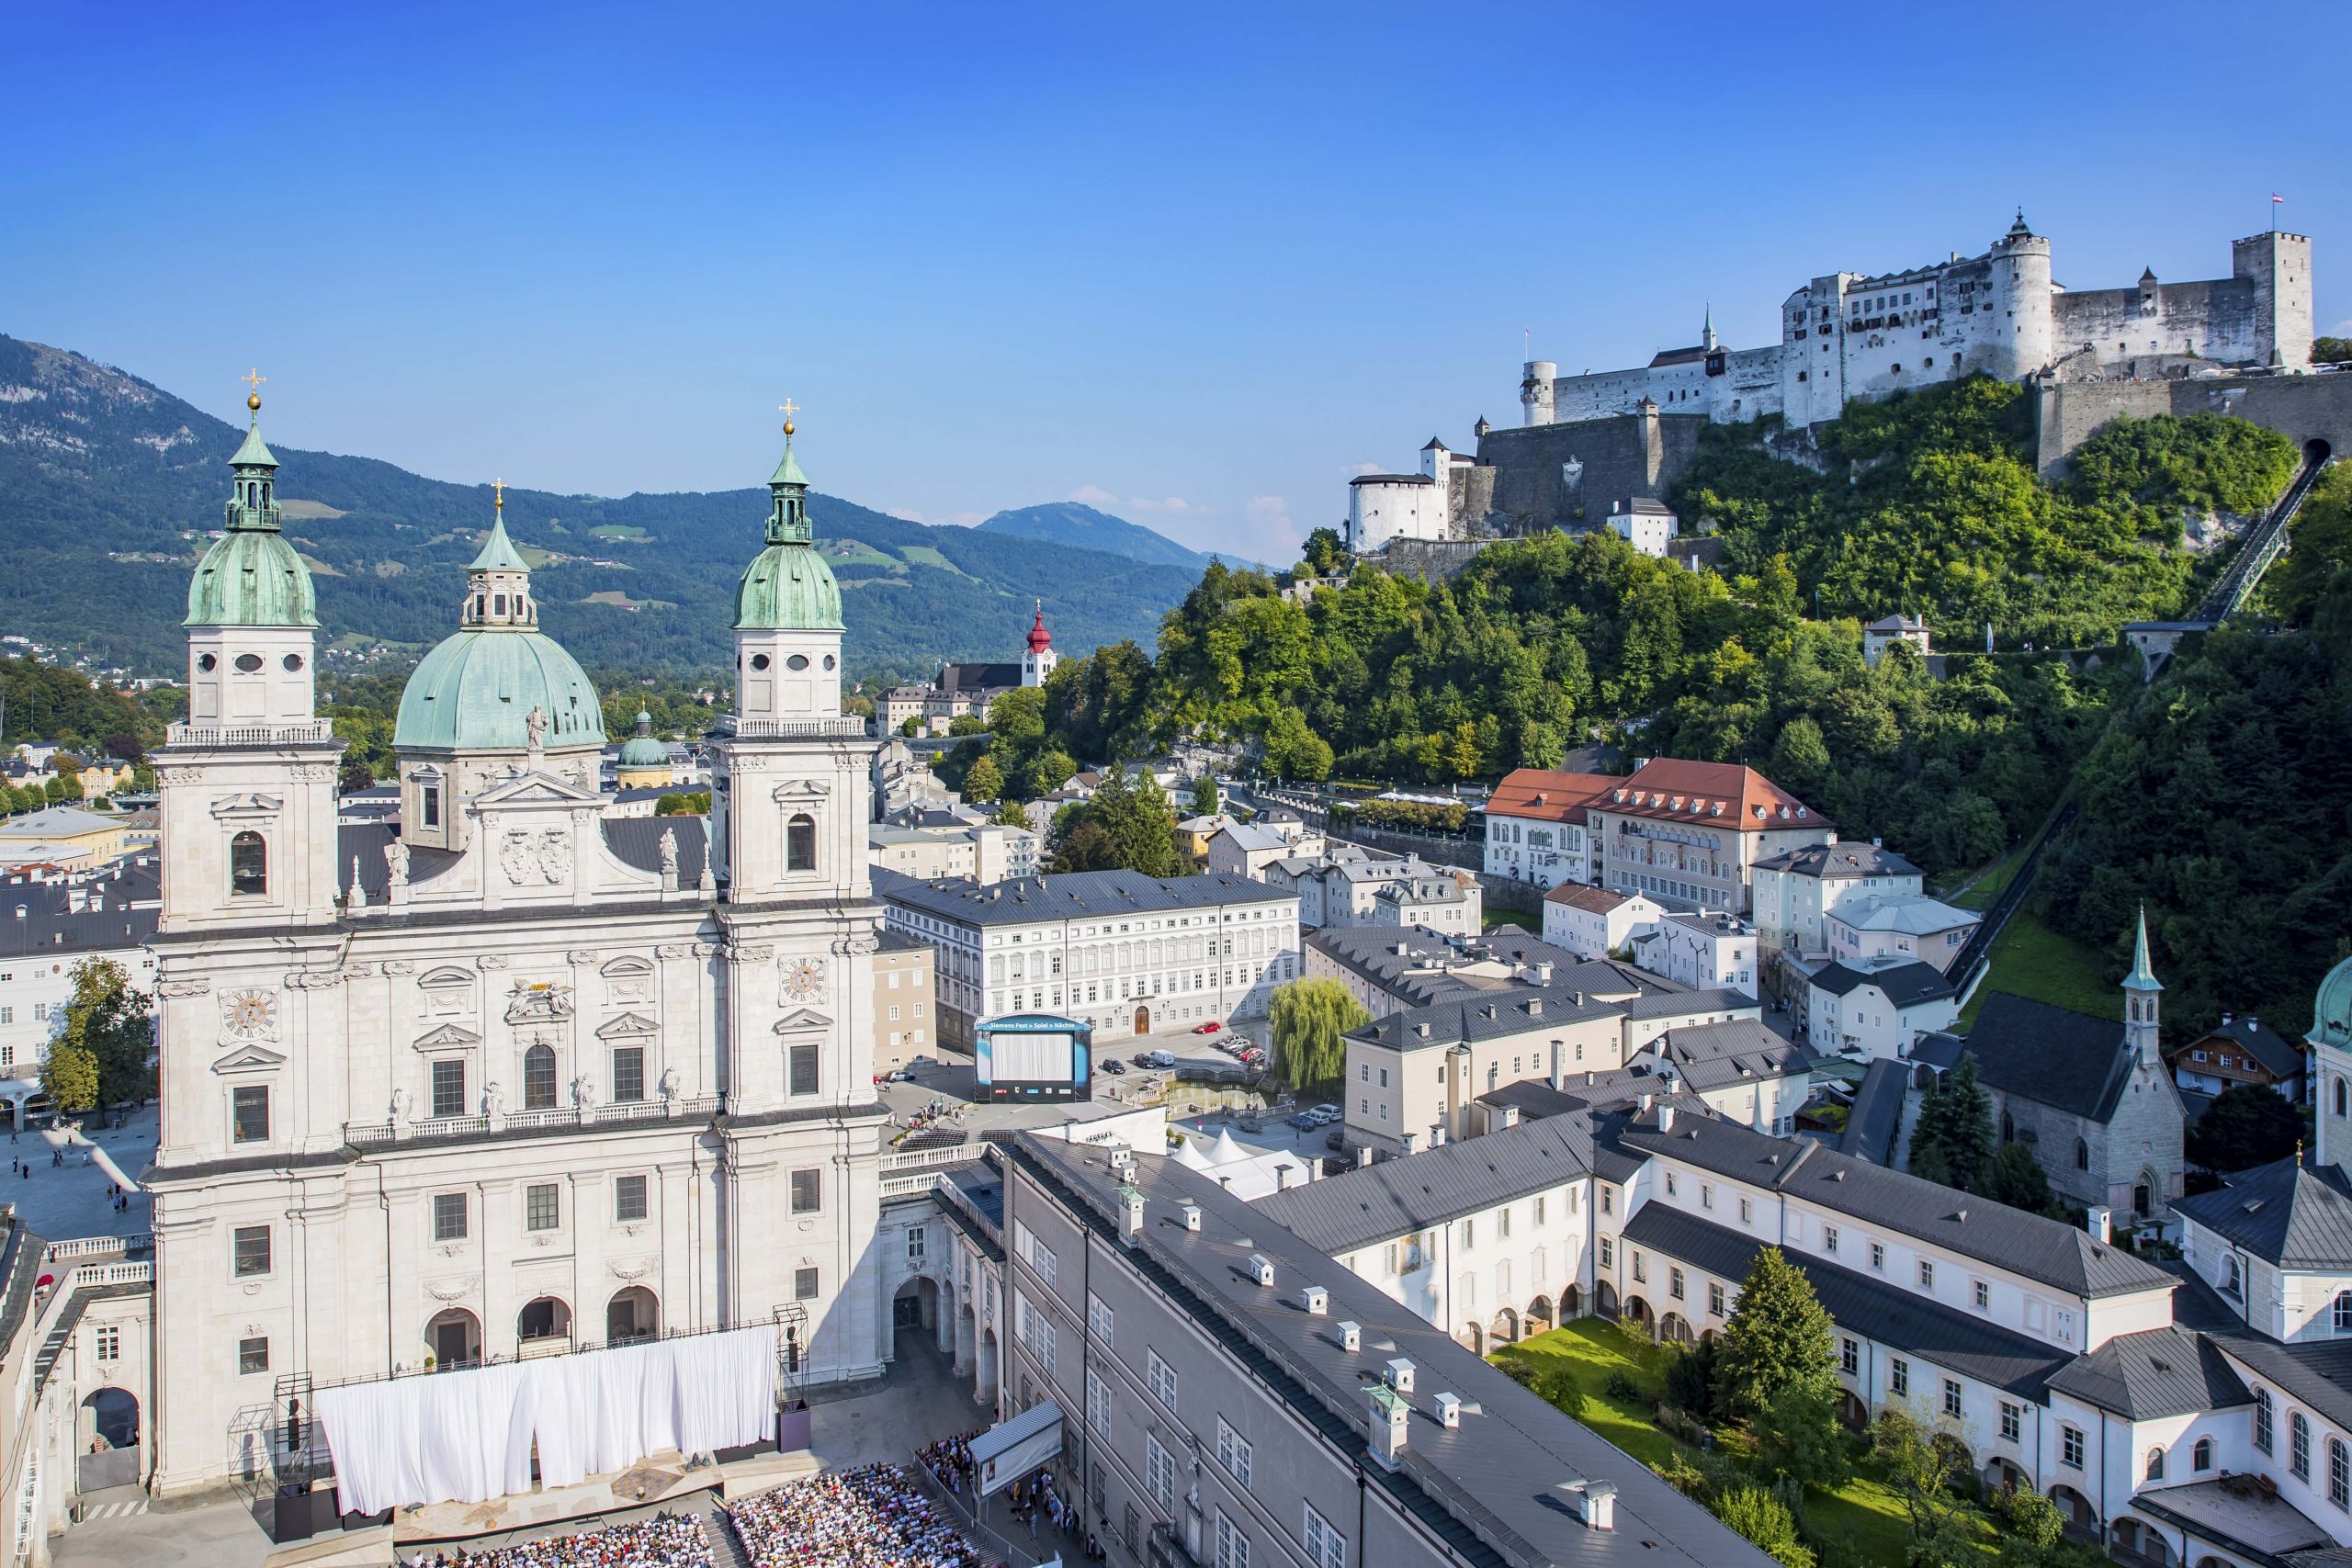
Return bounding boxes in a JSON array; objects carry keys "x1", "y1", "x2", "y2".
[
  {"x1": 1497, "y1": 1320, "x2": 1998, "y2": 1568},
  {"x1": 1955, "y1": 911, "x2": 2112, "y2": 1029}
]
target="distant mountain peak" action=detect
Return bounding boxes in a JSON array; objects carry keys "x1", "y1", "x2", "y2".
[{"x1": 978, "y1": 502, "x2": 1225, "y2": 571}]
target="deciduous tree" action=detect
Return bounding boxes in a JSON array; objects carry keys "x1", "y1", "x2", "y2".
[{"x1": 1268, "y1": 979, "x2": 1370, "y2": 1093}]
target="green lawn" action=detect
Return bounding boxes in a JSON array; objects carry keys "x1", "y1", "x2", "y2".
[
  {"x1": 1496, "y1": 1321, "x2": 1989, "y2": 1568},
  {"x1": 1941, "y1": 845, "x2": 2029, "y2": 912},
  {"x1": 1956, "y1": 911, "x2": 2111, "y2": 1028}
]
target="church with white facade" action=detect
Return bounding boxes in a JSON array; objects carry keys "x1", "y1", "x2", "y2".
[{"x1": 141, "y1": 396, "x2": 895, "y2": 1504}]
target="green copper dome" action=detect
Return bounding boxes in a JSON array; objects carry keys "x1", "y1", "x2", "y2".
[
  {"x1": 617, "y1": 710, "x2": 670, "y2": 767},
  {"x1": 733, "y1": 428, "x2": 843, "y2": 630},
  {"x1": 393, "y1": 627, "x2": 607, "y2": 751},
  {"x1": 187, "y1": 406, "x2": 316, "y2": 627},
  {"x1": 2315, "y1": 955, "x2": 2352, "y2": 1051},
  {"x1": 187, "y1": 529, "x2": 319, "y2": 627}
]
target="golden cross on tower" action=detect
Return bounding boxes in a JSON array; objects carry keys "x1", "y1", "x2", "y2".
[
  {"x1": 241, "y1": 367, "x2": 266, "y2": 412},
  {"x1": 493, "y1": 478, "x2": 505, "y2": 511},
  {"x1": 780, "y1": 399, "x2": 798, "y2": 436}
]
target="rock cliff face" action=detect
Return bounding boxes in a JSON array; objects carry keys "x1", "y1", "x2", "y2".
[{"x1": 0, "y1": 335, "x2": 1195, "y2": 676}]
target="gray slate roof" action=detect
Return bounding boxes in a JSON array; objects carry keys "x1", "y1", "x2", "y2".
[
  {"x1": 1960, "y1": 991, "x2": 2152, "y2": 1122},
  {"x1": 874, "y1": 865, "x2": 1292, "y2": 927},
  {"x1": 2173, "y1": 1157, "x2": 2352, "y2": 1269},
  {"x1": 1647, "y1": 1021, "x2": 1811, "y2": 1094},
  {"x1": 1620, "y1": 1204, "x2": 2076, "y2": 1400},
  {"x1": 1255, "y1": 1114, "x2": 1597, "y2": 1255},
  {"x1": 2180, "y1": 1016, "x2": 2306, "y2": 1081},
  {"x1": 1348, "y1": 984, "x2": 1625, "y2": 1055},
  {"x1": 1009, "y1": 1134, "x2": 1778, "y2": 1568},
  {"x1": 1750, "y1": 840, "x2": 1923, "y2": 880},
  {"x1": 1838, "y1": 1057, "x2": 1909, "y2": 1165},
  {"x1": 2041, "y1": 1325, "x2": 2252, "y2": 1420},
  {"x1": 1612, "y1": 1115, "x2": 2176, "y2": 1300},
  {"x1": 0, "y1": 859, "x2": 157, "y2": 958},
  {"x1": 604, "y1": 815, "x2": 712, "y2": 884},
  {"x1": 1809, "y1": 960, "x2": 1953, "y2": 1008}
]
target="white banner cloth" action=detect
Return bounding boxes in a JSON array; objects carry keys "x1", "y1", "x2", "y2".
[{"x1": 311, "y1": 1326, "x2": 776, "y2": 1517}]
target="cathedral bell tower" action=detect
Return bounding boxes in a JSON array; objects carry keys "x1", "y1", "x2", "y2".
[
  {"x1": 1022, "y1": 601, "x2": 1057, "y2": 687},
  {"x1": 155, "y1": 377, "x2": 343, "y2": 934},
  {"x1": 711, "y1": 407, "x2": 867, "y2": 901}
]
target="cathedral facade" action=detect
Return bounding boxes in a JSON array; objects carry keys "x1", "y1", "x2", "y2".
[{"x1": 144, "y1": 400, "x2": 888, "y2": 1500}]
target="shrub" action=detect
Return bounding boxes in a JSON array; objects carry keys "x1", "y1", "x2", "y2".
[
  {"x1": 1539, "y1": 1369, "x2": 1588, "y2": 1418},
  {"x1": 1603, "y1": 1369, "x2": 1645, "y2": 1405},
  {"x1": 1495, "y1": 1354, "x2": 1542, "y2": 1390},
  {"x1": 1711, "y1": 1484, "x2": 1815, "y2": 1568}
]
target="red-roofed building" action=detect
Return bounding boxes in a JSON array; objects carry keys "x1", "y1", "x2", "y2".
[
  {"x1": 1588, "y1": 759, "x2": 1830, "y2": 915},
  {"x1": 1482, "y1": 769, "x2": 1619, "y2": 889}
]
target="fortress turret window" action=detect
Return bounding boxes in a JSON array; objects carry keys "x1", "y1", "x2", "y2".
[{"x1": 230, "y1": 831, "x2": 267, "y2": 897}]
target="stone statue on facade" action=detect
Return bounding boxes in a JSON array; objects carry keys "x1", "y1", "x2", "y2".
[
  {"x1": 384, "y1": 840, "x2": 409, "y2": 887},
  {"x1": 524, "y1": 704, "x2": 548, "y2": 760}
]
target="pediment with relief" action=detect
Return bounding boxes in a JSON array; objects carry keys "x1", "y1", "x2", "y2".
[
  {"x1": 594, "y1": 1011, "x2": 658, "y2": 1040},
  {"x1": 418, "y1": 966, "x2": 476, "y2": 990},
  {"x1": 771, "y1": 1008, "x2": 833, "y2": 1035},
  {"x1": 770, "y1": 780, "x2": 832, "y2": 802},
  {"x1": 474, "y1": 771, "x2": 601, "y2": 808},
  {"x1": 209, "y1": 793, "x2": 284, "y2": 820},
  {"x1": 211, "y1": 1044, "x2": 288, "y2": 1075},
  {"x1": 413, "y1": 1023, "x2": 483, "y2": 1050}
]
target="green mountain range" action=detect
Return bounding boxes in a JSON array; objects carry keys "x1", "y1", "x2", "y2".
[
  {"x1": 978, "y1": 502, "x2": 1227, "y2": 571},
  {"x1": 0, "y1": 336, "x2": 1195, "y2": 681}
]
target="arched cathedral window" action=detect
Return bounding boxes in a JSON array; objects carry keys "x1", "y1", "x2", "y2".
[
  {"x1": 2335, "y1": 1076, "x2": 2346, "y2": 1119},
  {"x1": 786, "y1": 813, "x2": 817, "y2": 873},
  {"x1": 230, "y1": 831, "x2": 267, "y2": 897}
]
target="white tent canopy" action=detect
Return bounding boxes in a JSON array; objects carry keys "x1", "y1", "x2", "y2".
[{"x1": 971, "y1": 1399, "x2": 1065, "y2": 1497}]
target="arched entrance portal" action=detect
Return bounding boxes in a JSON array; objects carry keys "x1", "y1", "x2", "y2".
[
  {"x1": 1838, "y1": 1391, "x2": 1870, "y2": 1431},
  {"x1": 1134, "y1": 1005, "x2": 1151, "y2": 1035},
  {"x1": 1490, "y1": 1307, "x2": 1519, "y2": 1346},
  {"x1": 424, "y1": 1308, "x2": 481, "y2": 1370},
  {"x1": 895, "y1": 1275, "x2": 940, "y2": 1334},
  {"x1": 2049, "y1": 1484, "x2": 2098, "y2": 1540},
  {"x1": 1658, "y1": 1312, "x2": 1695, "y2": 1345},
  {"x1": 1623, "y1": 1294, "x2": 1655, "y2": 1338},
  {"x1": 82, "y1": 1387, "x2": 138, "y2": 1449},
  {"x1": 1593, "y1": 1281, "x2": 1616, "y2": 1319},
  {"x1": 1560, "y1": 1284, "x2": 1581, "y2": 1319},
  {"x1": 518, "y1": 1296, "x2": 571, "y2": 1347},
  {"x1": 978, "y1": 1326, "x2": 1000, "y2": 1399},
  {"x1": 1458, "y1": 1321, "x2": 1484, "y2": 1355},
  {"x1": 1526, "y1": 1295, "x2": 1554, "y2": 1334},
  {"x1": 606, "y1": 1286, "x2": 659, "y2": 1345}
]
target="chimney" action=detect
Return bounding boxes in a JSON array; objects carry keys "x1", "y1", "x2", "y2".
[
  {"x1": 1302, "y1": 1284, "x2": 1329, "y2": 1315},
  {"x1": 1385, "y1": 1358, "x2": 1417, "y2": 1394},
  {"x1": 1657, "y1": 1103, "x2": 1675, "y2": 1134},
  {"x1": 1435, "y1": 1392, "x2": 1462, "y2": 1428},
  {"x1": 1499, "y1": 1105, "x2": 1521, "y2": 1130},
  {"x1": 1550, "y1": 1039, "x2": 1565, "y2": 1091},
  {"x1": 2086, "y1": 1205, "x2": 2111, "y2": 1245},
  {"x1": 2221, "y1": 1012, "x2": 2233, "y2": 1028},
  {"x1": 1122, "y1": 1186, "x2": 1146, "y2": 1243},
  {"x1": 1562, "y1": 1480, "x2": 1618, "y2": 1531},
  {"x1": 1249, "y1": 1253, "x2": 1276, "y2": 1288},
  {"x1": 1274, "y1": 1163, "x2": 1293, "y2": 1191},
  {"x1": 1366, "y1": 1383, "x2": 1409, "y2": 1470},
  {"x1": 1428, "y1": 1124, "x2": 1445, "y2": 1149},
  {"x1": 1338, "y1": 1320, "x2": 1361, "y2": 1353},
  {"x1": 1637, "y1": 1092, "x2": 1654, "y2": 1116},
  {"x1": 1181, "y1": 1201, "x2": 1202, "y2": 1233},
  {"x1": 1355, "y1": 1145, "x2": 1374, "y2": 1169},
  {"x1": 1533, "y1": 961, "x2": 1554, "y2": 984}
]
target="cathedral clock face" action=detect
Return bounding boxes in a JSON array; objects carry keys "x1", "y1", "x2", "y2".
[
  {"x1": 781, "y1": 956, "x2": 826, "y2": 1004},
  {"x1": 222, "y1": 988, "x2": 277, "y2": 1041}
]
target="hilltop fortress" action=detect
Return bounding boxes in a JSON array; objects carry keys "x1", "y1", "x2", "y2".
[{"x1": 1346, "y1": 213, "x2": 2338, "y2": 556}]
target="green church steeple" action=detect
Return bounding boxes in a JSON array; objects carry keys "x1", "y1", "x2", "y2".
[
  {"x1": 734, "y1": 404, "x2": 842, "y2": 631},
  {"x1": 765, "y1": 401, "x2": 813, "y2": 545},
  {"x1": 187, "y1": 376, "x2": 318, "y2": 628},
  {"x1": 225, "y1": 372, "x2": 283, "y2": 533}
]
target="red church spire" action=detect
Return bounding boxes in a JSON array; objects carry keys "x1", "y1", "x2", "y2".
[{"x1": 1027, "y1": 599, "x2": 1052, "y2": 654}]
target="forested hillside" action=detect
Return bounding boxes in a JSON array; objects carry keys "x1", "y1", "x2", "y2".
[
  {"x1": 0, "y1": 336, "x2": 1194, "y2": 679},
  {"x1": 2041, "y1": 461, "x2": 2352, "y2": 1036},
  {"x1": 952, "y1": 378, "x2": 2298, "y2": 883}
]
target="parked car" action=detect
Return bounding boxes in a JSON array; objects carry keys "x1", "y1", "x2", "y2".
[
  {"x1": 1192, "y1": 1021, "x2": 1223, "y2": 1034},
  {"x1": 1131, "y1": 1053, "x2": 1156, "y2": 1067},
  {"x1": 1238, "y1": 1117, "x2": 1263, "y2": 1134},
  {"x1": 1101, "y1": 1059, "x2": 1127, "y2": 1076},
  {"x1": 1143, "y1": 1050, "x2": 1177, "y2": 1068},
  {"x1": 1308, "y1": 1103, "x2": 1340, "y2": 1123},
  {"x1": 1324, "y1": 1129, "x2": 1346, "y2": 1152}
]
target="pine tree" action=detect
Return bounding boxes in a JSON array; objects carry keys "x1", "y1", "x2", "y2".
[
  {"x1": 1984, "y1": 1141, "x2": 2054, "y2": 1214},
  {"x1": 1907, "y1": 1056, "x2": 1996, "y2": 1195}
]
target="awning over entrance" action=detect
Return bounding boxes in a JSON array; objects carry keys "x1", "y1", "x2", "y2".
[{"x1": 971, "y1": 1400, "x2": 1064, "y2": 1496}]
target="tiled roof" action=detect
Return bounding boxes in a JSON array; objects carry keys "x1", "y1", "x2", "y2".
[
  {"x1": 1255, "y1": 1114, "x2": 1598, "y2": 1254},
  {"x1": 1486, "y1": 769, "x2": 1619, "y2": 825},
  {"x1": 1809, "y1": 959, "x2": 1953, "y2": 1009},
  {"x1": 1750, "y1": 840, "x2": 1922, "y2": 880},
  {"x1": 2174, "y1": 1158, "x2": 2352, "y2": 1269},
  {"x1": 2042, "y1": 1325, "x2": 2252, "y2": 1420},
  {"x1": 1960, "y1": 992, "x2": 2143, "y2": 1122},
  {"x1": 1611, "y1": 1115, "x2": 2177, "y2": 1299},
  {"x1": 1591, "y1": 759, "x2": 1825, "y2": 832},
  {"x1": 1620, "y1": 1204, "x2": 2076, "y2": 1400},
  {"x1": 1009, "y1": 1135, "x2": 1780, "y2": 1568},
  {"x1": 874, "y1": 866, "x2": 1293, "y2": 928},
  {"x1": 1544, "y1": 884, "x2": 1634, "y2": 914}
]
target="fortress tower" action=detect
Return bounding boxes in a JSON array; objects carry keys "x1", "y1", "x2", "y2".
[{"x1": 2234, "y1": 229, "x2": 2314, "y2": 371}]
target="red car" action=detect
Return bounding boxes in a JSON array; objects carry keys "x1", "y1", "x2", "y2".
[{"x1": 1192, "y1": 1021, "x2": 1223, "y2": 1034}]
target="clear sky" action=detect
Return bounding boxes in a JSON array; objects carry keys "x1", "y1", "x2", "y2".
[{"x1": 6, "y1": 1, "x2": 2345, "y2": 562}]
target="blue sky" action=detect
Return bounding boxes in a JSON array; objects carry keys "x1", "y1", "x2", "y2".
[{"x1": 5, "y1": 1, "x2": 2345, "y2": 561}]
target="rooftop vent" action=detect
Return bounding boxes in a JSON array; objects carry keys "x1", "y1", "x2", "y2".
[
  {"x1": 1435, "y1": 1392, "x2": 1462, "y2": 1428},
  {"x1": 1180, "y1": 1201, "x2": 1202, "y2": 1232},
  {"x1": 1302, "y1": 1284, "x2": 1329, "y2": 1315},
  {"x1": 1385, "y1": 1358, "x2": 1416, "y2": 1394},
  {"x1": 1249, "y1": 1253, "x2": 1275, "y2": 1287},
  {"x1": 1562, "y1": 1480, "x2": 1618, "y2": 1532},
  {"x1": 1339, "y1": 1320, "x2": 1362, "y2": 1353}
]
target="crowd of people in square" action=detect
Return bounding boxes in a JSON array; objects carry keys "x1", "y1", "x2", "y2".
[
  {"x1": 725, "y1": 1463, "x2": 993, "y2": 1568},
  {"x1": 917, "y1": 1430, "x2": 981, "y2": 1496},
  {"x1": 1001, "y1": 1467, "x2": 1104, "y2": 1562},
  {"x1": 401, "y1": 1509, "x2": 714, "y2": 1568}
]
